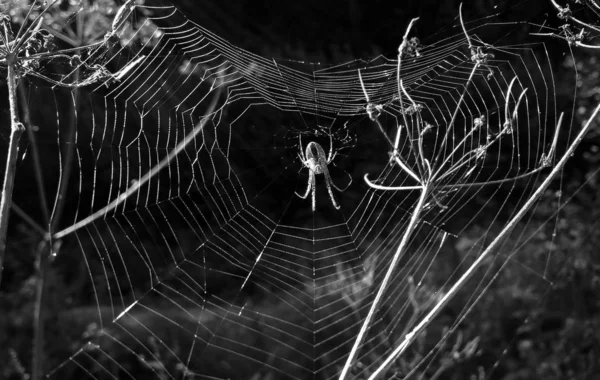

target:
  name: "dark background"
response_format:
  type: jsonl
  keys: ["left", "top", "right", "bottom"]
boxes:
{"left": 1, "top": 0, "right": 599, "bottom": 379}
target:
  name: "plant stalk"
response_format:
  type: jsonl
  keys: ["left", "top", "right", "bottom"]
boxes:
{"left": 339, "top": 184, "right": 429, "bottom": 380}
{"left": 367, "top": 105, "right": 600, "bottom": 379}
{"left": 0, "top": 54, "right": 25, "bottom": 286}
{"left": 32, "top": 241, "right": 49, "bottom": 380}
{"left": 17, "top": 83, "right": 54, "bottom": 380}
{"left": 18, "top": 85, "right": 51, "bottom": 228}
{"left": 50, "top": 68, "right": 80, "bottom": 234}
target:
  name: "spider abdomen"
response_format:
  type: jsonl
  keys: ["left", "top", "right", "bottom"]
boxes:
{"left": 296, "top": 137, "right": 351, "bottom": 211}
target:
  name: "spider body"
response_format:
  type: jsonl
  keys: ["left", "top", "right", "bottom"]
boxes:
{"left": 295, "top": 135, "right": 351, "bottom": 211}
{"left": 304, "top": 142, "right": 327, "bottom": 174}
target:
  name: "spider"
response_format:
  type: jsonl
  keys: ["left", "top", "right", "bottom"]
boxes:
{"left": 295, "top": 133, "right": 351, "bottom": 211}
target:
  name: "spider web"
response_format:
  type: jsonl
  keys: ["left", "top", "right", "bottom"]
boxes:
{"left": 15, "top": 1, "right": 577, "bottom": 379}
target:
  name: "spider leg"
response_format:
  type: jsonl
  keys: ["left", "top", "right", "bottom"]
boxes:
{"left": 295, "top": 170, "right": 314, "bottom": 200}
{"left": 322, "top": 166, "right": 341, "bottom": 210}
{"left": 311, "top": 171, "right": 317, "bottom": 212}
{"left": 298, "top": 134, "right": 307, "bottom": 163}
{"left": 298, "top": 153, "right": 307, "bottom": 167}
{"left": 327, "top": 132, "right": 335, "bottom": 162}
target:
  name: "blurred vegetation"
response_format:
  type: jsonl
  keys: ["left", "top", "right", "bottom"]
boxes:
{"left": 1, "top": 0, "right": 599, "bottom": 379}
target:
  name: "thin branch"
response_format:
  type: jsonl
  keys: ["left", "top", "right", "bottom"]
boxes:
{"left": 53, "top": 86, "right": 223, "bottom": 240}
{"left": 358, "top": 69, "right": 395, "bottom": 149}
{"left": 399, "top": 78, "right": 428, "bottom": 175}
{"left": 459, "top": 3, "right": 473, "bottom": 51}
{"left": 17, "top": 84, "right": 52, "bottom": 380}
{"left": 32, "top": 240, "right": 50, "bottom": 380}
{"left": 364, "top": 174, "right": 424, "bottom": 191}
{"left": 586, "top": 0, "right": 600, "bottom": 16}
{"left": 11, "top": 203, "right": 46, "bottom": 237}
{"left": 431, "top": 108, "right": 488, "bottom": 182}
{"left": 0, "top": 27, "right": 26, "bottom": 285}
{"left": 431, "top": 63, "right": 479, "bottom": 171}
{"left": 358, "top": 69, "right": 422, "bottom": 185}
{"left": 396, "top": 17, "right": 420, "bottom": 97}
{"left": 573, "top": 41, "right": 600, "bottom": 49}
{"left": 18, "top": 84, "right": 50, "bottom": 229}
{"left": 540, "top": 112, "right": 564, "bottom": 167}
{"left": 503, "top": 77, "right": 518, "bottom": 127}
{"left": 549, "top": 0, "right": 600, "bottom": 34}
{"left": 339, "top": 185, "right": 429, "bottom": 380}
{"left": 396, "top": 19, "right": 423, "bottom": 176}
{"left": 367, "top": 105, "right": 600, "bottom": 379}
{"left": 364, "top": 150, "right": 423, "bottom": 188}
{"left": 529, "top": 31, "right": 600, "bottom": 50}
{"left": 372, "top": 113, "right": 396, "bottom": 150}
{"left": 436, "top": 114, "right": 564, "bottom": 186}
{"left": 50, "top": 69, "right": 80, "bottom": 234}
{"left": 358, "top": 69, "right": 370, "bottom": 103}
{"left": 12, "top": 0, "right": 61, "bottom": 54}
{"left": 438, "top": 160, "right": 554, "bottom": 189}
{"left": 20, "top": 40, "right": 104, "bottom": 61}
{"left": 540, "top": 0, "right": 600, "bottom": 48}
{"left": 37, "top": 24, "right": 81, "bottom": 47}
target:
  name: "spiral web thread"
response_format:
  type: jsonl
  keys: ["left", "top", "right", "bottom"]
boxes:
{"left": 12, "top": 1, "right": 576, "bottom": 379}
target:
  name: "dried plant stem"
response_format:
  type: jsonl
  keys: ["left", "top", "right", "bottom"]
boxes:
{"left": 32, "top": 241, "right": 50, "bottom": 380}
{"left": 11, "top": 203, "right": 46, "bottom": 237}
{"left": 0, "top": 54, "right": 25, "bottom": 286}
{"left": 17, "top": 82, "right": 55, "bottom": 380}
{"left": 50, "top": 69, "right": 80, "bottom": 233}
{"left": 367, "top": 105, "right": 600, "bottom": 379}
{"left": 339, "top": 184, "right": 429, "bottom": 380}
{"left": 549, "top": 0, "right": 600, "bottom": 33}
{"left": 18, "top": 85, "right": 51, "bottom": 228}
{"left": 14, "top": 74, "right": 61, "bottom": 380}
